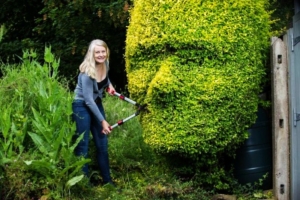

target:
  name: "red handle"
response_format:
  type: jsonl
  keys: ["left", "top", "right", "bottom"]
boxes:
{"left": 106, "top": 87, "right": 115, "bottom": 95}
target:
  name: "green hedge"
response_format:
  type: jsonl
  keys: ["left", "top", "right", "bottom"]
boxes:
{"left": 125, "top": 0, "right": 270, "bottom": 187}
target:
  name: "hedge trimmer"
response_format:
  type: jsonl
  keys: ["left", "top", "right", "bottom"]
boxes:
{"left": 106, "top": 88, "right": 147, "bottom": 131}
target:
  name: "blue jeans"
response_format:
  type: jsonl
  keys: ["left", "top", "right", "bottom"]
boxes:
{"left": 72, "top": 100, "right": 112, "bottom": 184}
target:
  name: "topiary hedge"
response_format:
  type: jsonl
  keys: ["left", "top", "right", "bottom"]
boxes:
{"left": 125, "top": 0, "right": 270, "bottom": 188}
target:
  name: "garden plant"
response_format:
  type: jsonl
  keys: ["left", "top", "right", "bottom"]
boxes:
{"left": 125, "top": 0, "right": 271, "bottom": 189}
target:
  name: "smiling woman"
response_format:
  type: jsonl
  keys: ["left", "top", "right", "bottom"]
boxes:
{"left": 72, "top": 39, "right": 117, "bottom": 187}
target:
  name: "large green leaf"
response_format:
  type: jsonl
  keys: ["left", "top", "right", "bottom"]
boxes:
{"left": 28, "top": 132, "right": 48, "bottom": 155}
{"left": 65, "top": 175, "right": 84, "bottom": 188}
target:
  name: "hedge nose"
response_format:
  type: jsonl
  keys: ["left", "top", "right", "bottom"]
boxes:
{"left": 125, "top": 0, "right": 270, "bottom": 160}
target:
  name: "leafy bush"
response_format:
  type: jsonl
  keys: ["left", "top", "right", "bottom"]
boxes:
{"left": 0, "top": 48, "right": 89, "bottom": 199}
{"left": 125, "top": 0, "right": 271, "bottom": 188}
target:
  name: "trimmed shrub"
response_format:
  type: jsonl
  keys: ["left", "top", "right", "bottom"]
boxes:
{"left": 125, "top": 0, "right": 270, "bottom": 188}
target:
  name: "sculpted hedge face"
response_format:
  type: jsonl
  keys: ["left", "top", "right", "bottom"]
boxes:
{"left": 94, "top": 45, "right": 107, "bottom": 64}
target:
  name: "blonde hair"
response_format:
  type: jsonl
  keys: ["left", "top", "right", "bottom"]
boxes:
{"left": 79, "top": 39, "right": 110, "bottom": 79}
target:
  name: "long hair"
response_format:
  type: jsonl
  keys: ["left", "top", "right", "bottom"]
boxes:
{"left": 79, "top": 39, "right": 110, "bottom": 79}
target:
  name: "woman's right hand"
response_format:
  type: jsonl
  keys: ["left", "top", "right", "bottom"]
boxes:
{"left": 102, "top": 120, "right": 111, "bottom": 135}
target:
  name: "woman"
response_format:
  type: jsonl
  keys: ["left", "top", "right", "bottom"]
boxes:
{"left": 72, "top": 39, "right": 116, "bottom": 186}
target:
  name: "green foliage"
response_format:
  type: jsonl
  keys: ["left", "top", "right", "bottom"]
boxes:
{"left": 0, "top": 48, "right": 216, "bottom": 199}
{"left": 0, "top": 0, "right": 293, "bottom": 92}
{"left": 0, "top": 0, "right": 43, "bottom": 64}
{"left": 2, "top": 153, "right": 48, "bottom": 199}
{"left": 0, "top": 0, "right": 133, "bottom": 90}
{"left": 0, "top": 24, "right": 5, "bottom": 42}
{"left": 105, "top": 96, "right": 157, "bottom": 169}
{"left": 231, "top": 173, "right": 274, "bottom": 200}
{"left": 0, "top": 47, "right": 89, "bottom": 199}
{"left": 268, "top": 0, "right": 294, "bottom": 36}
{"left": 125, "top": 0, "right": 271, "bottom": 189}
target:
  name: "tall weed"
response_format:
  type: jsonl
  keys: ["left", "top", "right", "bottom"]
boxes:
{"left": 0, "top": 48, "right": 88, "bottom": 199}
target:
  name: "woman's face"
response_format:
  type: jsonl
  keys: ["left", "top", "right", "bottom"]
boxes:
{"left": 94, "top": 45, "right": 107, "bottom": 64}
